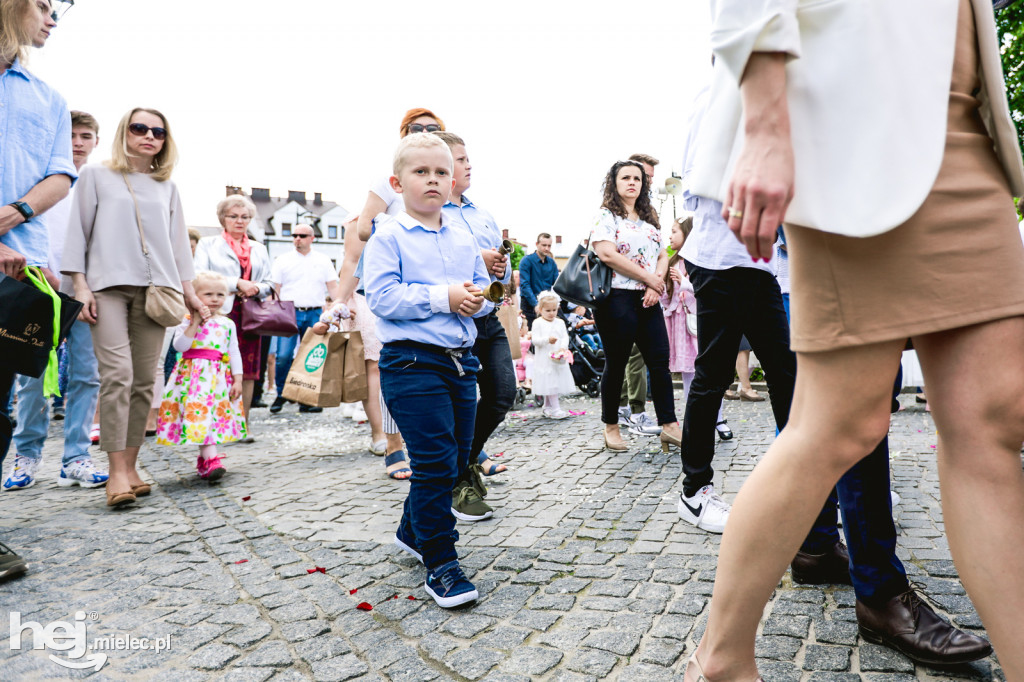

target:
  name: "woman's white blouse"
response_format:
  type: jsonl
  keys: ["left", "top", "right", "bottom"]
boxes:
{"left": 590, "top": 208, "right": 661, "bottom": 290}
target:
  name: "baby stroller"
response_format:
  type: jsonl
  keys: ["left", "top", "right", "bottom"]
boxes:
{"left": 564, "top": 312, "right": 603, "bottom": 398}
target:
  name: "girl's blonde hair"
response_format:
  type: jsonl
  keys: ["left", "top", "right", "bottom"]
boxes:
{"left": 0, "top": 0, "right": 32, "bottom": 67}
{"left": 105, "top": 107, "right": 179, "bottom": 182}
{"left": 535, "top": 290, "right": 561, "bottom": 313}
{"left": 192, "top": 270, "right": 229, "bottom": 296}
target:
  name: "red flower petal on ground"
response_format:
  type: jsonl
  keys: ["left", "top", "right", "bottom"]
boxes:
{"left": 407, "top": 596, "right": 416, "bottom": 600}
{"left": 349, "top": 589, "right": 357, "bottom": 594}
{"left": 242, "top": 496, "right": 251, "bottom": 501}
{"left": 307, "top": 569, "right": 316, "bottom": 574}
{"left": 356, "top": 602, "right": 373, "bottom": 611}
{"left": 316, "top": 567, "right": 326, "bottom": 574}
{"left": 234, "top": 559, "right": 248, "bottom": 564}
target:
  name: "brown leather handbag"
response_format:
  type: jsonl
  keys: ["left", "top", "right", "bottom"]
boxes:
{"left": 240, "top": 289, "right": 299, "bottom": 337}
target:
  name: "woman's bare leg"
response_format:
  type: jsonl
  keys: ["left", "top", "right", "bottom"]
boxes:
{"left": 690, "top": 339, "right": 904, "bottom": 681}
{"left": 914, "top": 318, "right": 1024, "bottom": 679}
{"left": 364, "top": 360, "right": 386, "bottom": 444}
{"left": 736, "top": 350, "right": 752, "bottom": 392}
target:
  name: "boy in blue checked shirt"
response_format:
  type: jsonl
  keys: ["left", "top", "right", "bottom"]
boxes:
{"left": 363, "top": 133, "right": 491, "bottom": 608}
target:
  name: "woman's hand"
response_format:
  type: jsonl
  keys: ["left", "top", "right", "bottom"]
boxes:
{"left": 186, "top": 293, "right": 211, "bottom": 321}
{"left": 236, "top": 279, "right": 260, "bottom": 298}
{"left": 74, "top": 286, "right": 98, "bottom": 324}
{"left": 724, "top": 52, "right": 794, "bottom": 261}
{"left": 643, "top": 287, "right": 660, "bottom": 308}
{"left": 644, "top": 272, "right": 666, "bottom": 295}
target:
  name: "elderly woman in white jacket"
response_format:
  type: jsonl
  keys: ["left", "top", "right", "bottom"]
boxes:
{"left": 193, "top": 195, "right": 273, "bottom": 421}
{"left": 686, "top": 1, "right": 1024, "bottom": 680}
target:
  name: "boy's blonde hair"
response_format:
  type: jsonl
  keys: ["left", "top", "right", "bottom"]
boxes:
{"left": 393, "top": 132, "right": 452, "bottom": 177}
{"left": 192, "top": 270, "right": 229, "bottom": 295}
{"left": 432, "top": 131, "right": 465, "bottom": 149}
{"left": 535, "top": 290, "right": 561, "bottom": 313}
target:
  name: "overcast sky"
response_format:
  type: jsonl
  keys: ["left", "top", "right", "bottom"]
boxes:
{"left": 30, "top": 1, "right": 712, "bottom": 248}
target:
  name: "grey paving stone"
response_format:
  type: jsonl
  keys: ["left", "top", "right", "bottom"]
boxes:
{"left": 384, "top": 656, "right": 442, "bottom": 682}
{"left": 442, "top": 614, "right": 497, "bottom": 638}
{"left": 501, "top": 646, "right": 564, "bottom": 675}
{"left": 209, "top": 603, "right": 263, "bottom": 625}
{"left": 217, "top": 668, "right": 275, "bottom": 682}
{"left": 310, "top": 654, "right": 370, "bottom": 682}
{"left": 618, "top": 662, "right": 684, "bottom": 682}
{"left": 545, "top": 578, "right": 590, "bottom": 594}
{"left": 640, "top": 638, "right": 686, "bottom": 667}
{"left": 509, "top": 610, "right": 561, "bottom": 631}
{"left": 802, "top": 644, "right": 851, "bottom": 671}
{"left": 419, "top": 633, "right": 461, "bottom": 662}
{"left": 755, "top": 660, "right": 802, "bottom": 682}
{"left": 476, "top": 627, "right": 531, "bottom": 650}
{"left": 224, "top": 622, "right": 275, "bottom": 648}
{"left": 444, "top": 647, "right": 506, "bottom": 681}
{"left": 762, "top": 614, "right": 811, "bottom": 638}
{"left": 472, "top": 585, "right": 536, "bottom": 618}
{"left": 582, "top": 630, "right": 641, "bottom": 656}
{"left": 238, "top": 641, "right": 293, "bottom": 667}
{"left": 280, "top": 619, "right": 331, "bottom": 643}
{"left": 189, "top": 643, "right": 242, "bottom": 670}
{"left": 754, "top": 636, "right": 803, "bottom": 661}
{"left": 399, "top": 608, "right": 450, "bottom": 638}
{"left": 566, "top": 649, "right": 619, "bottom": 677}
{"left": 858, "top": 643, "right": 916, "bottom": 673}
{"left": 814, "top": 619, "right": 859, "bottom": 646}
{"left": 295, "top": 636, "right": 353, "bottom": 664}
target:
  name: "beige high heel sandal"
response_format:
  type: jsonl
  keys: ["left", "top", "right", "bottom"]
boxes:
{"left": 604, "top": 427, "right": 627, "bottom": 451}
{"left": 660, "top": 427, "right": 681, "bottom": 453}
{"left": 686, "top": 653, "right": 763, "bottom": 682}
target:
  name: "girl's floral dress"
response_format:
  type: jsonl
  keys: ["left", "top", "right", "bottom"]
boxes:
{"left": 590, "top": 208, "right": 662, "bottom": 290}
{"left": 157, "top": 316, "right": 247, "bottom": 445}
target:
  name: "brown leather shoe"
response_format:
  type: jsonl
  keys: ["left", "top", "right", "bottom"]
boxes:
{"left": 791, "top": 541, "right": 852, "bottom": 585}
{"left": 856, "top": 589, "right": 993, "bottom": 665}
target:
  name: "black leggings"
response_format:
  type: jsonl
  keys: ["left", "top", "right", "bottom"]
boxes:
{"left": 593, "top": 289, "right": 676, "bottom": 425}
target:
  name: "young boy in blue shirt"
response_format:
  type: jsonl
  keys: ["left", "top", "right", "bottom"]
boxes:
{"left": 363, "top": 133, "right": 491, "bottom": 608}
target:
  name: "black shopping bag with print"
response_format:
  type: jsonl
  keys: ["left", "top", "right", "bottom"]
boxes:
{"left": 0, "top": 269, "right": 82, "bottom": 379}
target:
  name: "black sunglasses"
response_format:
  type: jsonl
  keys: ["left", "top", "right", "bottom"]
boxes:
{"left": 408, "top": 123, "right": 441, "bottom": 133}
{"left": 128, "top": 122, "right": 167, "bottom": 140}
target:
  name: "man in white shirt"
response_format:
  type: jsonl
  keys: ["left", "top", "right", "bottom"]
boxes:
{"left": 269, "top": 223, "right": 340, "bottom": 413}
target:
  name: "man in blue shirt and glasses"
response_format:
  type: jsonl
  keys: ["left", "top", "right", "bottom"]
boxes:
{"left": 0, "top": 0, "right": 77, "bottom": 582}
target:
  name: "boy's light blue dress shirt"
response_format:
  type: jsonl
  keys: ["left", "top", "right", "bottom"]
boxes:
{"left": 364, "top": 211, "right": 491, "bottom": 349}
{"left": 0, "top": 58, "right": 77, "bottom": 267}
{"left": 443, "top": 195, "right": 511, "bottom": 317}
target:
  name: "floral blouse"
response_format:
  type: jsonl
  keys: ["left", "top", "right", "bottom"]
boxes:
{"left": 590, "top": 208, "right": 662, "bottom": 290}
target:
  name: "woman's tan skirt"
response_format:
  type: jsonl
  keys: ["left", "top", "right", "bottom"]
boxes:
{"left": 786, "top": 0, "right": 1024, "bottom": 353}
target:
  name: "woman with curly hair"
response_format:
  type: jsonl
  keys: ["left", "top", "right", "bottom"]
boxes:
{"left": 592, "top": 159, "right": 680, "bottom": 451}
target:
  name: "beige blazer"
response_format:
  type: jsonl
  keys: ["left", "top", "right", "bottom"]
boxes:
{"left": 690, "top": 0, "right": 1024, "bottom": 238}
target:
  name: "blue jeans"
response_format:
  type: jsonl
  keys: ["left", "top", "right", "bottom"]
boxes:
{"left": 12, "top": 319, "right": 100, "bottom": 466}
{"left": 274, "top": 307, "right": 322, "bottom": 397}
{"left": 580, "top": 332, "right": 602, "bottom": 351}
{"left": 53, "top": 340, "right": 69, "bottom": 409}
{"left": 379, "top": 343, "right": 479, "bottom": 570}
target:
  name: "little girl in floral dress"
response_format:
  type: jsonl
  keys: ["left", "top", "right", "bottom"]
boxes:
{"left": 157, "top": 271, "right": 246, "bottom": 481}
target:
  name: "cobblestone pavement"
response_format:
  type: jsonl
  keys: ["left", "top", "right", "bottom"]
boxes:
{"left": 0, "top": 389, "right": 1005, "bottom": 681}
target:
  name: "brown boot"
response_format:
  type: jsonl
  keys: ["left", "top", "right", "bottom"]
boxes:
{"left": 856, "top": 588, "right": 992, "bottom": 665}
{"left": 791, "top": 541, "right": 852, "bottom": 585}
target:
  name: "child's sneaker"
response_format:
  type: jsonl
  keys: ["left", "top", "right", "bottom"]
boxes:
{"left": 197, "top": 454, "right": 227, "bottom": 481}
{"left": 424, "top": 560, "right": 478, "bottom": 608}
{"left": 57, "top": 459, "right": 109, "bottom": 488}
{"left": 2, "top": 456, "right": 40, "bottom": 491}
{"left": 393, "top": 526, "right": 423, "bottom": 564}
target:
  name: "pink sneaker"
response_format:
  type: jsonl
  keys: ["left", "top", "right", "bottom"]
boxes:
{"left": 198, "top": 454, "right": 226, "bottom": 482}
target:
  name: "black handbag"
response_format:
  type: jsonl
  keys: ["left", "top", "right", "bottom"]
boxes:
{"left": 553, "top": 238, "right": 612, "bottom": 309}
{"left": 0, "top": 268, "right": 83, "bottom": 380}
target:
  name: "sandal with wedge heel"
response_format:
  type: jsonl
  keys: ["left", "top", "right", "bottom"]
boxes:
{"left": 686, "top": 653, "right": 763, "bottom": 682}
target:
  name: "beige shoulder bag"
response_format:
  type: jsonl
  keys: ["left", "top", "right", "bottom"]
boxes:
{"left": 123, "top": 173, "right": 188, "bottom": 327}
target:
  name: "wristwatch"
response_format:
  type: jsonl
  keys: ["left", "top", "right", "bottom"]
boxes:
{"left": 8, "top": 201, "right": 34, "bottom": 221}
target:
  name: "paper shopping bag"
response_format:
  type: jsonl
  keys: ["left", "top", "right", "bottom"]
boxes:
{"left": 340, "top": 331, "right": 368, "bottom": 403}
{"left": 496, "top": 301, "right": 521, "bottom": 360}
{"left": 282, "top": 329, "right": 346, "bottom": 408}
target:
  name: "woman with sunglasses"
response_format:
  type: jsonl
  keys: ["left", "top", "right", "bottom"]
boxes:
{"left": 63, "top": 107, "right": 204, "bottom": 508}
{"left": 332, "top": 108, "right": 446, "bottom": 480}
{"left": 591, "top": 159, "right": 681, "bottom": 452}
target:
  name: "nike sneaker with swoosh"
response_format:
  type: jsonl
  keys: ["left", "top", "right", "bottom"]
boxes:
{"left": 678, "top": 485, "right": 731, "bottom": 533}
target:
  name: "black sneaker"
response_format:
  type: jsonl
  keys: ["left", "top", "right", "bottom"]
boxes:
{"left": 250, "top": 398, "right": 268, "bottom": 409}
{"left": 270, "top": 396, "right": 287, "bottom": 414}
{"left": 298, "top": 405, "right": 323, "bottom": 414}
{"left": 52, "top": 406, "right": 65, "bottom": 420}
{"left": 0, "top": 541, "right": 27, "bottom": 582}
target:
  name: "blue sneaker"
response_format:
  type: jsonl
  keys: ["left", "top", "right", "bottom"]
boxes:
{"left": 2, "top": 456, "right": 40, "bottom": 491}
{"left": 394, "top": 527, "right": 423, "bottom": 564}
{"left": 58, "top": 459, "right": 109, "bottom": 488}
{"left": 424, "top": 560, "right": 478, "bottom": 608}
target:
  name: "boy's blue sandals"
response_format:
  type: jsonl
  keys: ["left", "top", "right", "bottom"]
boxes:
{"left": 425, "top": 560, "right": 478, "bottom": 608}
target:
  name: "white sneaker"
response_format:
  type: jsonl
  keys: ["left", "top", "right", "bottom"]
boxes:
{"left": 542, "top": 408, "right": 570, "bottom": 420}
{"left": 678, "top": 485, "right": 731, "bottom": 533}
{"left": 58, "top": 459, "right": 109, "bottom": 488}
{"left": 617, "top": 406, "right": 632, "bottom": 426}
{"left": 351, "top": 405, "right": 368, "bottom": 423}
{"left": 339, "top": 403, "right": 355, "bottom": 418}
{"left": 890, "top": 490, "right": 901, "bottom": 507}
{"left": 628, "top": 412, "right": 662, "bottom": 436}
{"left": 2, "top": 456, "right": 40, "bottom": 491}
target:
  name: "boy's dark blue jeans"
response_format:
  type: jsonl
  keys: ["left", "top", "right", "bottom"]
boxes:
{"left": 380, "top": 342, "right": 480, "bottom": 571}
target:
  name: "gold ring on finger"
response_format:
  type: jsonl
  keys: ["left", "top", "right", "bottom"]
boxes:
{"left": 729, "top": 208, "right": 743, "bottom": 219}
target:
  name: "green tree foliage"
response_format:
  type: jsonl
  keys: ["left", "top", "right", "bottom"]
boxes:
{"left": 509, "top": 242, "right": 526, "bottom": 272}
{"left": 996, "top": 1, "right": 1024, "bottom": 155}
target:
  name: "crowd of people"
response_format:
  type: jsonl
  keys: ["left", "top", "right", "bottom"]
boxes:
{"left": 2, "top": 0, "right": 1023, "bottom": 679}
